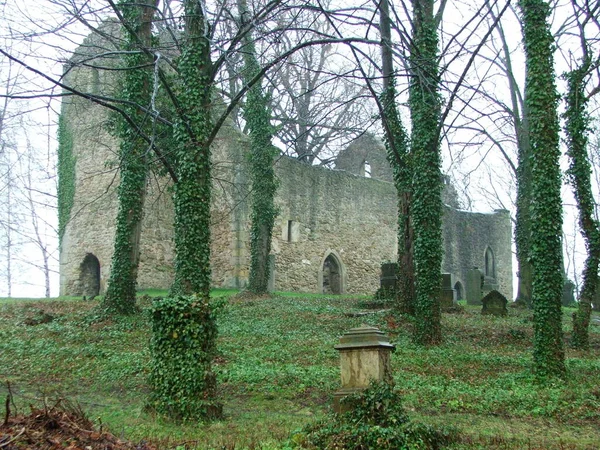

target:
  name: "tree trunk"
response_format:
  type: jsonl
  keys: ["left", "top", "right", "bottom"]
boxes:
{"left": 378, "top": 0, "right": 414, "bottom": 315}
{"left": 102, "top": 0, "right": 157, "bottom": 314}
{"left": 238, "top": 0, "right": 278, "bottom": 295}
{"left": 170, "top": 0, "right": 213, "bottom": 298}
{"left": 409, "top": 0, "right": 443, "bottom": 345}
{"left": 564, "top": 60, "right": 599, "bottom": 350}
{"left": 519, "top": 0, "right": 565, "bottom": 377}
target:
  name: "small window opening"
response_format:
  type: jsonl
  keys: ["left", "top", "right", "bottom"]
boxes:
{"left": 360, "top": 160, "right": 372, "bottom": 178}
{"left": 287, "top": 220, "right": 293, "bottom": 242}
{"left": 485, "top": 247, "right": 495, "bottom": 278}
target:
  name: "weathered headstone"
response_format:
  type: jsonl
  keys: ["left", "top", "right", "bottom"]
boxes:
{"left": 561, "top": 280, "right": 575, "bottom": 306}
{"left": 380, "top": 262, "right": 397, "bottom": 290}
{"left": 440, "top": 273, "right": 454, "bottom": 310}
{"left": 466, "top": 268, "right": 484, "bottom": 305}
{"left": 333, "top": 325, "right": 394, "bottom": 413}
{"left": 481, "top": 290, "right": 508, "bottom": 316}
{"left": 482, "top": 276, "right": 499, "bottom": 298}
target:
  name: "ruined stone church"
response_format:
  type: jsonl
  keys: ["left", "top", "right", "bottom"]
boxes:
{"left": 58, "top": 31, "right": 513, "bottom": 300}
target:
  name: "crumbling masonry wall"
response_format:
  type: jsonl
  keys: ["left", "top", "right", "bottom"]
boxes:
{"left": 59, "top": 30, "right": 513, "bottom": 299}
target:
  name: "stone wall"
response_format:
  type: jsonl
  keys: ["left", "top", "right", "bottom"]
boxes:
{"left": 441, "top": 208, "right": 513, "bottom": 300}
{"left": 270, "top": 158, "right": 397, "bottom": 294}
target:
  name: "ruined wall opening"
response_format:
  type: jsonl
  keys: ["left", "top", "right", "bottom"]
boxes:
{"left": 322, "top": 252, "right": 343, "bottom": 294}
{"left": 484, "top": 247, "right": 495, "bottom": 279}
{"left": 79, "top": 253, "right": 100, "bottom": 297}
{"left": 454, "top": 281, "right": 464, "bottom": 301}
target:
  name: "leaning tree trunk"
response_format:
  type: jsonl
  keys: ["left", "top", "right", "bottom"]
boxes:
{"left": 564, "top": 60, "right": 600, "bottom": 350}
{"left": 379, "top": 0, "right": 414, "bottom": 315}
{"left": 519, "top": 0, "right": 565, "bottom": 377}
{"left": 102, "top": 0, "right": 157, "bottom": 314}
{"left": 409, "top": 0, "right": 443, "bottom": 345}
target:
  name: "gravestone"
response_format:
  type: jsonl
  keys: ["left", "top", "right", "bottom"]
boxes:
{"left": 440, "top": 273, "right": 454, "bottom": 310}
{"left": 466, "top": 268, "right": 484, "bottom": 305}
{"left": 562, "top": 280, "right": 575, "bottom": 306}
{"left": 481, "top": 290, "right": 508, "bottom": 316}
{"left": 376, "top": 262, "right": 398, "bottom": 299}
{"left": 482, "top": 276, "right": 499, "bottom": 298}
{"left": 380, "top": 263, "right": 398, "bottom": 290}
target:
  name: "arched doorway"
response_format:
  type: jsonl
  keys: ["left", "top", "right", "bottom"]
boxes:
{"left": 321, "top": 252, "right": 343, "bottom": 294}
{"left": 80, "top": 253, "right": 101, "bottom": 297}
{"left": 454, "top": 281, "right": 464, "bottom": 302}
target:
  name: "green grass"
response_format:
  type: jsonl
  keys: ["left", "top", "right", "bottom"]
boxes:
{"left": 0, "top": 293, "right": 599, "bottom": 449}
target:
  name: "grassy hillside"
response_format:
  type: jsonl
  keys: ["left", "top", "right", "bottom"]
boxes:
{"left": 1, "top": 291, "right": 599, "bottom": 449}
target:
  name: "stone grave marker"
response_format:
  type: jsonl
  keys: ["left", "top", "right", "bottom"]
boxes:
{"left": 379, "top": 262, "right": 398, "bottom": 294}
{"left": 482, "top": 276, "right": 499, "bottom": 298}
{"left": 466, "top": 268, "right": 484, "bottom": 305}
{"left": 481, "top": 290, "right": 508, "bottom": 316}
{"left": 440, "top": 273, "right": 454, "bottom": 310}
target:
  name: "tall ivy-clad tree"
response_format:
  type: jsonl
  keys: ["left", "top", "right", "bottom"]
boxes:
{"left": 102, "top": 0, "right": 157, "bottom": 314}
{"left": 238, "top": 0, "right": 279, "bottom": 295}
{"left": 409, "top": 0, "right": 443, "bottom": 345}
{"left": 378, "top": 0, "right": 414, "bottom": 315}
{"left": 564, "top": 55, "right": 600, "bottom": 350}
{"left": 519, "top": 0, "right": 565, "bottom": 376}
{"left": 170, "top": 0, "right": 214, "bottom": 297}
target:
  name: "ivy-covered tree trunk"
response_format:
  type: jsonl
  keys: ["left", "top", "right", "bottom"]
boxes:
{"left": 102, "top": 0, "right": 157, "bottom": 314}
{"left": 152, "top": 0, "right": 221, "bottom": 421}
{"left": 379, "top": 0, "right": 414, "bottom": 315}
{"left": 564, "top": 60, "right": 599, "bottom": 350}
{"left": 170, "top": 0, "right": 213, "bottom": 298}
{"left": 519, "top": 0, "right": 565, "bottom": 377}
{"left": 238, "top": 0, "right": 278, "bottom": 295}
{"left": 409, "top": 0, "right": 442, "bottom": 345}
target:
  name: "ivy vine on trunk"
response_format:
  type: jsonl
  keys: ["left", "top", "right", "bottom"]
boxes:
{"left": 564, "top": 58, "right": 599, "bottom": 350}
{"left": 378, "top": 0, "right": 414, "bottom": 315}
{"left": 170, "top": 0, "right": 213, "bottom": 298}
{"left": 409, "top": 0, "right": 443, "bottom": 345}
{"left": 238, "top": 0, "right": 278, "bottom": 295}
{"left": 519, "top": 0, "right": 565, "bottom": 377}
{"left": 102, "top": 0, "right": 157, "bottom": 315}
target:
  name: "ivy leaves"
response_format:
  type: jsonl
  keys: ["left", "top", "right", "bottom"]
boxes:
{"left": 519, "top": 0, "right": 566, "bottom": 377}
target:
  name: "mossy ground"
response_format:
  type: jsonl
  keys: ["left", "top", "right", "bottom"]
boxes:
{"left": 0, "top": 291, "right": 599, "bottom": 449}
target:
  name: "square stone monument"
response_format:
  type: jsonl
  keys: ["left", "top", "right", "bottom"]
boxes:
{"left": 333, "top": 326, "right": 395, "bottom": 412}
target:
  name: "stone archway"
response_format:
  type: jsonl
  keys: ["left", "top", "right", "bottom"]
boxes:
{"left": 454, "top": 281, "right": 464, "bottom": 302}
{"left": 320, "top": 251, "right": 344, "bottom": 295}
{"left": 79, "top": 253, "right": 101, "bottom": 297}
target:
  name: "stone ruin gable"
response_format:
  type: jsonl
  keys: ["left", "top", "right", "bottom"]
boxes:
{"left": 58, "top": 81, "right": 244, "bottom": 295}
{"left": 441, "top": 208, "right": 513, "bottom": 300}
{"left": 58, "top": 24, "right": 247, "bottom": 295}
{"left": 270, "top": 157, "right": 398, "bottom": 294}
{"left": 58, "top": 25, "right": 121, "bottom": 295}
{"left": 334, "top": 134, "right": 394, "bottom": 182}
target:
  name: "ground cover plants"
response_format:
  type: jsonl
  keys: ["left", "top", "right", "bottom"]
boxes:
{"left": 1, "top": 291, "right": 599, "bottom": 448}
